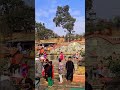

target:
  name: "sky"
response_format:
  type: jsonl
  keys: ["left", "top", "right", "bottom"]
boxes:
{"left": 35, "top": 0, "right": 85, "bottom": 36}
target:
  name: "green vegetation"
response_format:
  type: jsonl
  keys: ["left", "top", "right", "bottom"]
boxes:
{"left": 86, "top": 0, "right": 120, "bottom": 33}
{"left": 53, "top": 5, "right": 76, "bottom": 41}
{"left": 35, "top": 22, "right": 59, "bottom": 40}
{"left": 0, "top": 0, "right": 34, "bottom": 41}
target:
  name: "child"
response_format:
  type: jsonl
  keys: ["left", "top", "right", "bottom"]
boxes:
{"left": 58, "top": 60, "right": 64, "bottom": 84}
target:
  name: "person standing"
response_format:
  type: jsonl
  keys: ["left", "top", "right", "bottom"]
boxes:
{"left": 47, "top": 61, "right": 53, "bottom": 79}
{"left": 47, "top": 61, "right": 53, "bottom": 86}
{"left": 65, "top": 56, "right": 75, "bottom": 82}
{"left": 39, "top": 47, "right": 44, "bottom": 57}
{"left": 35, "top": 58, "right": 42, "bottom": 90}
{"left": 59, "top": 52, "right": 64, "bottom": 61}
{"left": 58, "top": 60, "right": 64, "bottom": 84}
{"left": 17, "top": 42, "right": 22, "bottom": 53}
{"left": 44, "top": 59, "right": 49, "bottom": 81}
{"left": 75, "top": 52, "right": 79, "bottom": 60}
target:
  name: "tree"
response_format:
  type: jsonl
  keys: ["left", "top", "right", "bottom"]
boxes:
{"left": 0, "top": 0, "right": 34, "bottom": 35}
{"left": 35, "top": 22, "right": 59, "bottom": 40}
{"left": 53, "top": 5, "right": 76, "bottom": 41}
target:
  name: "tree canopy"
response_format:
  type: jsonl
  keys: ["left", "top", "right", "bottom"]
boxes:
{"left": 35, "top": 22, "right": 59, "bottom": 40}
{"left": 53, "top": 5, "right": 76, "bottom": 35}
{"left": 0, "top": 0, "right": 34, "bottom": 36}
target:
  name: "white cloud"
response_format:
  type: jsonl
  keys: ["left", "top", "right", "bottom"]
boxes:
{"left": 47, "top": 16, "right": 85, "bottom": 36}
{"left": 36, "top": 9, "right": 50, "bottom": 18}
{"left": 35, "top": 6, "right": 56, "bottom": 18}
{"left": 35, "top": 1, "right": 85, "bottom": 36}
{"left": 53, "top": 26, "right": 66, "bottom": 36}
{"left": 49, "top": 9, "right": 56, "bottom": 14}
{"left": 70, "top": 9, "right": 81, "bottom": 17}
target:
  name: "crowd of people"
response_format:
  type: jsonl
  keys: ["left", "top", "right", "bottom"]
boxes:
{"left": 0, "top": 42, "right": 35, "bottom": 90}
{"left": 35, "top": 44, "right": 85, "bottom": 90}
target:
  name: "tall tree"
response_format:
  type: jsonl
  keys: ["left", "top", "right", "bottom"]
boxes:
{"left": 53, "top": 5, "right": 76, "bottom": 41}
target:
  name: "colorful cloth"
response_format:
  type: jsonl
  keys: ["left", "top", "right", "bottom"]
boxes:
{"left": 59, "top": 53, "right": 64, "bottom": 60}
{"left": 52, "top": 65, "right": 54, "bottom": 79}
{"left": 21, "top": 64, "right": 28, "bottom": 78}
{"left": 48, "top": 77, "right": 53, "bottom": 86}
{"left": 42, "top": 66, "right": 45, "bottom": 76}
{"left": 44, "top": 52, "right": 47, "bottom": 59}
{"left": 58, "top": 62, "right": 64, "bottom": 74}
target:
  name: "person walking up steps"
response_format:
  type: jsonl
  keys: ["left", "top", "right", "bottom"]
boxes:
{"left": 39, "top": 47, "right": 44, "bottom": 57}
{"left": 47, "top": 61, "right": 53, "bottom": 86}
{"left": 59, "top": 52, "right": 64, "bottom": 61}
{"left": 58, "top": 60, "right": 64, "bottom": 84}
{"left": 35, "top": 58, "right": 42, "bottom": 90}
{"left": 65, "top": 56, "right": 75, "bottom": 82}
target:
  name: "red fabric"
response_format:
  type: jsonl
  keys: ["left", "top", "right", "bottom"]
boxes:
{"left": 44, "top": 52, "right": 47, "bottom": 59}
{"left": 39, "top": 48, "right": 44, "bottom": 54}
{"left": 42, "top": 67, "right": 45, "bottom": 76}
{"left": 21, "top": 64, "right": 28, "bottom": 78}
{"left": 60, "top": 53, "right": 64, "bottom": 60}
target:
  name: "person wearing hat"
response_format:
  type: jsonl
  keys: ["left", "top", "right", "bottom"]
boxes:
{"left": 65, "top": 56, "right": 75, "bottom": 82}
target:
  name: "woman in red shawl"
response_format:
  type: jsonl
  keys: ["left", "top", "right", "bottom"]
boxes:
{"left": 52, "top": 64, "right": 54, "bottom": 79}
{"left": 59, "top": 52, "right": 64, "bottom": 61}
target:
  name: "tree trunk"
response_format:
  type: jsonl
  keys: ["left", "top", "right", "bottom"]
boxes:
{"left": 68, "top": 30, "right": 72, "bottom": 42}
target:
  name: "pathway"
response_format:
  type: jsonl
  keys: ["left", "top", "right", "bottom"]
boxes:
{"left": 39, "top": 59, "right": 85, "bottom": 90}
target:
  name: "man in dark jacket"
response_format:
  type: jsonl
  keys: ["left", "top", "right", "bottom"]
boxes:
{"left": 65, "top": 56, "right": 75, "bottom": 82}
